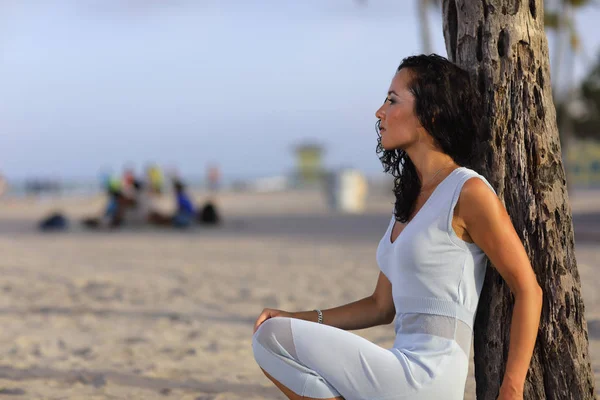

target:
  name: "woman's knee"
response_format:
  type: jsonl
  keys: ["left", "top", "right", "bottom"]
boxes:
{"left": 252, "top": 317, "right": 297, "bottom": 363}
{"left": 253, "top": 317, "right": 290, "bottom": 346}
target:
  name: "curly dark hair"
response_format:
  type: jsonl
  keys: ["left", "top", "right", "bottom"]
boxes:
{"left": 376, "top": 54, "right": 486, "bottom": 223}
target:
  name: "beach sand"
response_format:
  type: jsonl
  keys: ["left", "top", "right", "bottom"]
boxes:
{"left": 0, "top": 189, "right": 598, "bottom": 399}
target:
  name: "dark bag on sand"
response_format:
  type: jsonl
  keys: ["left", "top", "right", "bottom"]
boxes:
{"left": 39, "top": 212, "right": 69, "bottom": 231}
{"left": 197, "top": 202, "right": 220, "bottom": 225}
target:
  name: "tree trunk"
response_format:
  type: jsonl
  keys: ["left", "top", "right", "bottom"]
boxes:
{"left": 441, "top": 1, "right": 596, "bottom": 399}
{"left": 417, "top": 0, "right": 433, "bottom": 54}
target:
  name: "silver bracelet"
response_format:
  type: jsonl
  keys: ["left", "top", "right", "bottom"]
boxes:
{"left": 314, "top": 309, "right": 323, "bottom": 324}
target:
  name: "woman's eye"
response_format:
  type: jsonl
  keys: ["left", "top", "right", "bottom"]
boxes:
{"left": 385, "top": 97, "right": 395, "bottom": 104}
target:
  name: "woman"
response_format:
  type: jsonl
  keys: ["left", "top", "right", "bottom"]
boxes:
{"left": 252, "top": 54, "right": 543, "bottom": 400}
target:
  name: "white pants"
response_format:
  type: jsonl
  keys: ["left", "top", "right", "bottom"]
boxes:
{"left": 252, "top": 317, "right": 469, "bottom": 400}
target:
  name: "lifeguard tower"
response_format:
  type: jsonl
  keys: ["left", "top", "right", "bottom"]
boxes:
{"left": 293, "top": 143, "right": 325, "bottom": 188}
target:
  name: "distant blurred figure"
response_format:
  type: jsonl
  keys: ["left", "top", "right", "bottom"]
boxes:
{"left": 140, "top": 178, "right": 196, "bottom": 228}
{"left": 147, "top": 164, "right": 164, "bottom": 194}
{"left": 172, "top": 180, "right": 196, "bottom": 228}
{"left": 207, "top": 164, "right": 221, "bottom": 192}
{"left": 121, "top": 166, "right": 136, "bottom": 198}
{"left": 82, "top": 176, "right": 131, "bottom": 229}
{"left": 123, "top": 179, "right": 153, "bottom": 225}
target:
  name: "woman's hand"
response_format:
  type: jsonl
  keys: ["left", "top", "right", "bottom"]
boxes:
{"left": 253, "top": 308, "right": 294, "bottom": 334}
{"left": 497, "top": 383, "right": 524, "bottom": 400}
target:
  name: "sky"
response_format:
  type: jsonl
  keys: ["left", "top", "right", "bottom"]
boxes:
{"left": 1, "top": 0, "right": 599, "bottom": 182}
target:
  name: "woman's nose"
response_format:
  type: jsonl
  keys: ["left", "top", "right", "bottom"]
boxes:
{"left": 375, "top": 105, "right": 385, "bottom": 120}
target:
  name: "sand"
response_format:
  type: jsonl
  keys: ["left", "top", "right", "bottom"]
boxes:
{"left": 0, "top": 189, "right": 597, "bottom": 399}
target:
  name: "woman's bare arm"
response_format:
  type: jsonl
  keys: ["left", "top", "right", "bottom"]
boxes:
{"left": 458, "top": 178, "right": 543, "bottom": 395}
{"left": 292, "top": 272, "right": 396, "bottom": 331}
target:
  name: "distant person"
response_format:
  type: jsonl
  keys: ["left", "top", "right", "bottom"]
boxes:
{"left": 251, "top": 54, "right": 542, "bottom": 399}
{"left": 134, "top": 178, "right": 173, "bottom": 227}
{"left": 127, "top": 177, "right": 187, "bottom": 227}
{"left": 82, "top": 177, "right": 131, "bottom": 229}
{"left": 172, "top": 180, "right": 195, "bottom": 228}
{"left": 123, "top": 179, "right": 153, "bottom": 225}
{"left": 147, "top": 164, "right": 164, "bottom": 194}
{"left": 207, "top": 164, "right": 221, "bottom": 192}
{"left": 121, "top": 167, "right": 136, "bottom": 198}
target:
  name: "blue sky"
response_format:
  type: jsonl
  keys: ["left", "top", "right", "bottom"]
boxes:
{"left": 1, "top": 0, "right": 599, "bottom": 181}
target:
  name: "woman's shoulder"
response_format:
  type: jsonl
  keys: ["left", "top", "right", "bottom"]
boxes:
{"left": 455, "top": 172, "right": 500, "bottom": 225}
{"left": 456, "top": 167, "right": 496, "bottom": 195}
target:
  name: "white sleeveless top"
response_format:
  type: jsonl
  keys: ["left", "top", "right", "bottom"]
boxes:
{"left": 376, "top": 166, "right": 496, "bottom": 356}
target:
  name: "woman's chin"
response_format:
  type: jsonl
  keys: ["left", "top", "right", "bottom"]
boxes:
{"left": 381, "top": 139, "right": 401, "bottom": 151}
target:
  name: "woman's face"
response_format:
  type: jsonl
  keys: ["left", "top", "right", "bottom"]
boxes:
{"left": 375, "top": 68, "right": 423, "bottom": 151}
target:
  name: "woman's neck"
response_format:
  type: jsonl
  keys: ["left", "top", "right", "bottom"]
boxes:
{"left": 406, "top": 144, "right": 457, "bottom": 186}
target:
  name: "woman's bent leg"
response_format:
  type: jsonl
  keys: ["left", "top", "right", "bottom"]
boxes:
{"left": 253, "top": 317, "right": 342, "bottom": 399}
{"left": 252, "top": 317, "right": 406, "bottom": 400}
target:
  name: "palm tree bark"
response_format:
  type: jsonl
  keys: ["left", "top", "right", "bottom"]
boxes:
{"left": 441, "top": 1, "right": 596, "bottom": 399}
